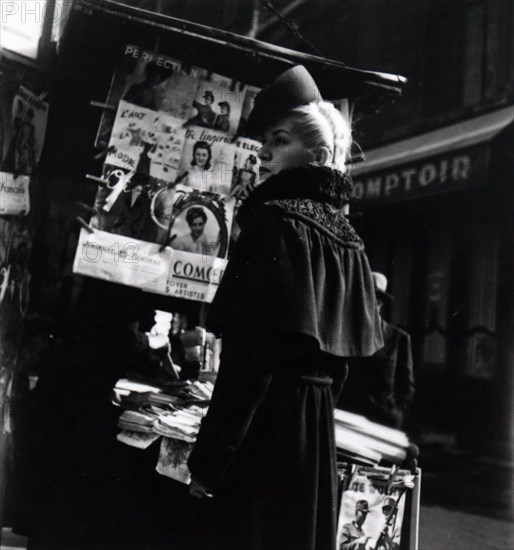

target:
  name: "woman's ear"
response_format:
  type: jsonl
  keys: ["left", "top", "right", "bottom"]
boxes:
{"left": 314, "top": 146, "right": 332, "bottom": 165}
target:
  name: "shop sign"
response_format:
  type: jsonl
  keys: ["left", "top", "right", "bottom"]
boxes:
{"left": 352, "top": 145, "right": 489, "bottom": 202}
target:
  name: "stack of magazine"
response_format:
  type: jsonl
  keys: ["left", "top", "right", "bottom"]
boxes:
{"left": 113, "top": 378, "right": 213, "bottom": 483}
{"left": 334, "top": 409, "right": 410, "bottom": 465}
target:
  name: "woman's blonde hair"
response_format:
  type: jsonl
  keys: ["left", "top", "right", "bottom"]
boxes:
{"left": 289, "top": 101, "right": 352, "bottom": 171}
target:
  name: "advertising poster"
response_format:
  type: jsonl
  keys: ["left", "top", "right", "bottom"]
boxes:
{"left": 0, "top": 172, "right": 30, "bottom": 215}
{"left": 185, "top": 73, "right": 246, "bottom": 135}
{"left": 72, "top": 228, "right": 172, "bottom": 294}
{"left": 231, "top": 137, "right": 261, "bottom": 201}
{"left": 96, "top": 45, "right": 206, "bottom": 148}
{"left": 106, "top": 100, "right": 186, "bottom": 183}
{"left": 1, "top": 85, "right": 49, "bottom": 176}
{"left": 176, "top": 128, "right": 235, "bottom": 195}
{"left": 337, "top": 466, "right": 408, "bottom": 550}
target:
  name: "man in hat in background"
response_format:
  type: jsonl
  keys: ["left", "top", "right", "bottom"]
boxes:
{"left": 338, "top": 272, "right": 415, "bottom": 428}
{"left": 340, "top": 499, "right": 372, "bottom": 550}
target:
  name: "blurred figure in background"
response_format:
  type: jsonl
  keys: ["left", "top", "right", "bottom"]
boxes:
{"left": 339, "top": 272, "right": 415, "bottom": 429}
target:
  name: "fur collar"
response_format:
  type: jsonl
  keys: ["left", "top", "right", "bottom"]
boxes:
{"left": 237, "top": 163, "right": 363, "bottom": 248}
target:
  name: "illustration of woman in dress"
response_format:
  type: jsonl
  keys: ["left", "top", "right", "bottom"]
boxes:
{"left": 2, "top": 99, "right": 24, "bottom": 172}
{"left": 176, "top": 140, "right": 214, "bottom": 192}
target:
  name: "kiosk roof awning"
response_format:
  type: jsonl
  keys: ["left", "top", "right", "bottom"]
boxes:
{"left": 71, "top": 0, "right": 406, "bottom": 112}
{"left": 352, "top": 106, "right": 514, "bottom": 176}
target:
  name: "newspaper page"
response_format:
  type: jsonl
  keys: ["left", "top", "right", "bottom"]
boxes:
{"left": 337, "top": 466, "right": 408, "bottom": 550}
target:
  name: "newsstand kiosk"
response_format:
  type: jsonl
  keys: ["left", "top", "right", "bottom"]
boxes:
{"left": 0, "top": 1, "right": 419, "bottom": 548}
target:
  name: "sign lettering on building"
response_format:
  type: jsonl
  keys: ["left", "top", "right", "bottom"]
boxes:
{"left": 352, "top": 145, "right": 489, "bottom": 202}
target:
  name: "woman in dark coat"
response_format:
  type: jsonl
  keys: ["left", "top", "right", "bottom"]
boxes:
{"left": 187, "top": 66, "right": 383, "bottom": 550}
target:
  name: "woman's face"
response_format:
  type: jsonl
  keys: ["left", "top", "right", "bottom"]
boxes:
{"left": 194, "top": 147, "right": 209, "bottom": 168}
{"left": 257, "top": 117, "right": 314, "bottom": 182}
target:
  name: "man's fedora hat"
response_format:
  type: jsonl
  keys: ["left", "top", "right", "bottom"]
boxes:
{"left": 246, "top": 65, "right": 322, "bottom": 137}
{"left": 372, "top": 272, "right": 393, "bottom": 302}
{"left": 382, "top": 497, "right": 396, "bottom": 510}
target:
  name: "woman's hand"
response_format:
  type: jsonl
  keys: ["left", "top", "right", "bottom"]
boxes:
{"left": 189, "top": 478, "right": 214, "bottom": 499}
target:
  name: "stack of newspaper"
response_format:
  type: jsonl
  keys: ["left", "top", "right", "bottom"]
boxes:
{"left": 334, "top": 409, "right": 410, "bottom": 465}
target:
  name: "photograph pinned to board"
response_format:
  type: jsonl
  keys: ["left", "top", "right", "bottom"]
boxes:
{"left": 231, "top": 137, "right": 261, "bottom": 202}
{"left": 0, "top": 85, "right": 49, "bottom": 177}
{"left": 96, "top": 44, "right": 207, "bottom": 147}
{"left": 176, "top": 127, "right": 236, "bottom": 195}
{"left": 337, "top": 465, "right": 412, "bottom": 550}
{"left": 185, "top": 73, "right": 246, "bottom": 135}
{"left": 106, "top": 100, "right": 186, "bottom": 183}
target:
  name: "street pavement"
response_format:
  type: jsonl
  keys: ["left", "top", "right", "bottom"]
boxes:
{"left": 416, "top": 439, "right": 513, "bottom": 550}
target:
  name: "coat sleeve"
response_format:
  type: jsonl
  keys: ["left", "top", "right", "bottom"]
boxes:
{"left": 187, "top": 332, "right": 272, "bottom": 491}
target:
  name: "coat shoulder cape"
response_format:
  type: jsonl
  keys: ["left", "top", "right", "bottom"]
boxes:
{"left": 207, "top": 165, "right": 383, "bottom": 357}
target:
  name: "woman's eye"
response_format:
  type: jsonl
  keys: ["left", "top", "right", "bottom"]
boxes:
{"left": 275, "top": 136, "right": 288, "bottom": 145}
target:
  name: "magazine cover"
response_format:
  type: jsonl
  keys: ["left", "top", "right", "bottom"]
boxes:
{"left": 96, "top": 44, "right": 206, "bottom": 148}
{"left": 155, "top": 436, "right": 193, "bottom": 484}
{"left": 0, "top": 85, "right": 49, "bottom": 177}
{"left": 106, "top": 100, "right": 186, "bottom": 184}
{"left": 0, "top": 172, "right": 30, "bottom": 215}
{"left": 185, "top": 73, "right": 246, "bottom": 135}
{"left": 337, "top": 466, "right": 408, "bottom": 550}
{"left": 156, "top": 184, "right": 235, "bottom": 302}
{"left": 231, "top": 137, "right": 261, "bottom": 201}
{"left": 176, "top": 128, "right": 236, "bottom": 195}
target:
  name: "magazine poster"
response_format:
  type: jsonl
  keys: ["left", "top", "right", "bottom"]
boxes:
{"left": 155, "top": 436, "right": 193, "bottom": 484}
{"left": 96, "top": 44, "right": 206, "bottom": 148}
{"left": 176, "top": 127, "right": 236, "bottom": 196}
{"left": 337, "top": 466, "right": 407, "bottom": 550}
{"left": 185, "top": 73, "right": 246, "bottom": 135}
{"left": 106, "top": 100, "right": 186, "bottom": 185}
{"left": 0, "top": 172, "right": 30, "bottom": 215}
{"left": 231, "top": 137, "right": 261, "bottom": 202}
{"left": 158, "top": 184, "right": 235, "bottom": 303}
{"left": 236, "top": 84, "right": 261, "bottom": 136}
{"left": 0, "top": 85, "right": 49, "bottom": 177}
{"left": 72, "top": 227, "right": 173, "bottom": 294}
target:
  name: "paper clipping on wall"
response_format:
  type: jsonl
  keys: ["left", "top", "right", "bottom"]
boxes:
{"left": 0, "top": 172, "right": 30, "bottom": 215}
{"left": 72, "top": 228, "right": 172, "bottom": 293}
{"left": 96, "top": 44, "right": 206, "bottom": 148}
{"left": 337, "top": 466, "right": 408, "bottom": 550}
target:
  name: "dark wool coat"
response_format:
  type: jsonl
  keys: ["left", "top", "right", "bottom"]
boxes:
{"left": 187, "top": 164, "right": 383, "bottom": 550}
